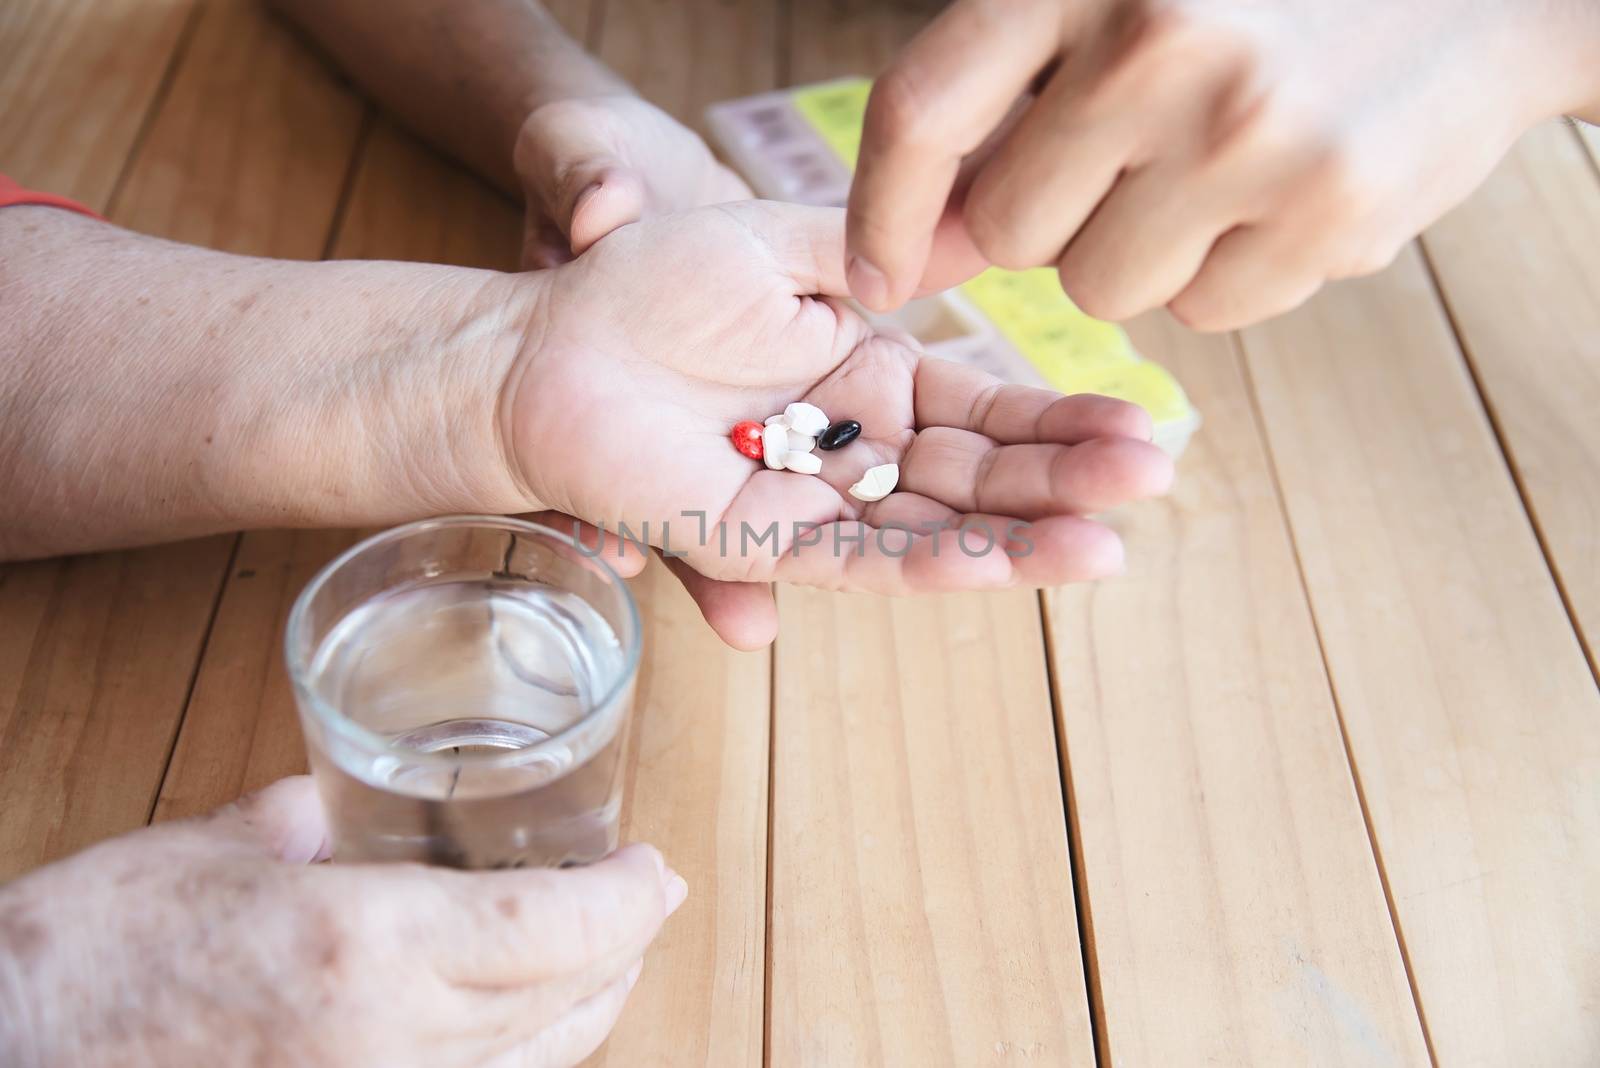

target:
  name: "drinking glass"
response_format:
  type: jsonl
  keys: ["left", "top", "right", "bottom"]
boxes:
{"left": 285, "top": 515, "right": 641, "bottom": 869}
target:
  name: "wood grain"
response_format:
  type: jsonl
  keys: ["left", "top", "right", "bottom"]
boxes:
{"left": 769, "top": 590, "right": 1095, "bottom": 1066}
{"left": 1577, "top": 121, "right": 1600, "bottom": 173}
{"left": 0, "top": 0, "right": 365, "bottom": 876}
{"left": 1045, "top": 317, "right": 1429, "bottom": 1065}
{"left": 0, "top": 0, "right": 195, "bottom": 207}
{"left": 0, "top": 542, "right": 232, "bottom": 878}
{"left": 769, "top": 8, "right": 1091, "bottom": 1065}
{"left": 109, "top": 0, "right": 365, "bottom": 252}
{"left": 544, "top": 0, "right": 596, "bottom": 43}
{"left": 1421, "top": 122, "right": 1600, "bottom": 663}
{"left": 1242, "top": 246, "right": 1600, "bottom": 1065}
{"left": 150, "top": 529, "right": 360, "bottom": 820}
{"left": 597, "top": 0, "right": 779, "bottom": 134}
{"left": 585, "top": 561, "right": 770, "bottom": 1068}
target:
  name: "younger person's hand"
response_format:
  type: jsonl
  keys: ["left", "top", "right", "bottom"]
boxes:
{"left": 0, "top": 778, "right": 684, "bottom": 1068}
{"left": 514, "top": 95, "right": 751, "bottom": 269}
{"left": 505, "top": 201, "right": 1173, "bottom": 646}
{"left": 847, "top": 0, "right": 1600, "bottom": 329}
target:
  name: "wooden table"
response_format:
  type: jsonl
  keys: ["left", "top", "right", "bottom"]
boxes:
{"left": 4, "top": 2, "right": 1599, "bottom": 1064}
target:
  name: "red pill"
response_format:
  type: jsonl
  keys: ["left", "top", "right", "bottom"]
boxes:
{"left": 730, "top": 420, "right": 765, "bottom": 460}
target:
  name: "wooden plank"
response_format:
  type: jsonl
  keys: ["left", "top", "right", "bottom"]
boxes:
{"left": 150, "top": 529, "right": 360, "bottom": 820}
{"left": 1421, "top": 122, "right": 1600, "bottom": 664}
{"left": 586, "top": 562, "right": 769, "bottom": 1068}
{"left": 1578, "top": 121, "right": 1600, "bottom": 173}
{"left": 0, "top": 0, "right": 195, "bottom": 208}
{"left": 769, "top": 591, "right": 1095, "bottom": 1065}
{"left": 109, "top": 0, "right": 365, "bottom": 251}
{"left": 0, "top": 0, "right": 364, "bottom": 877}
{"left": 544, "top": 0, "right": 596, "bottom": 43}
{"left": 0, "top": 542, "right": 233, "bottom": 879}
{"left": 1242, "top": 246, "right": 1600, "bottom": 1064}
{"left": 1045, "top": 318, "right": 1429, "bottom": 1064}
{"left": 596, "top": 0, "right": 778, "bottom": 134}
{"left": 766, "top": 6, "right": 1093, "bottom": 1065}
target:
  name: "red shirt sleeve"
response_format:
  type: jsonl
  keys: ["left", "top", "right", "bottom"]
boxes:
{"left": 0, "top": 174, "right": 102, "bottom": 219}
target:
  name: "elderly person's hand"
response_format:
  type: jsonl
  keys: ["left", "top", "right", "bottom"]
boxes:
{"left": 509, "top": 201, "right": 1172, "bottom": 645}
{"left": 0, "top": 777, "right": 684, "bottom": 1067}
{"left": 846, "top": 0, "right": 1600, "bottom": 330}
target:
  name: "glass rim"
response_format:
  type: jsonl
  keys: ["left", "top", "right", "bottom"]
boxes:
{"left": 284, "top": 514, "right": 642, "bottom": 772}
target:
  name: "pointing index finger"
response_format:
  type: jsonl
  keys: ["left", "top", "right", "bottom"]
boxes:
{"left": 847, "top": 0, "right": 1067, "bottom": 311}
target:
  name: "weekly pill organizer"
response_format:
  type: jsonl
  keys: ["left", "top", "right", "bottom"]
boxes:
{"left": 706, "top": 77, "right": 1201, "bottom": 457}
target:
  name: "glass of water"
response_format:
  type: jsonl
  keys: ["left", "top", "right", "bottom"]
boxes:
{"left": 285, "top": 515, "right": 641, "bottom": 869}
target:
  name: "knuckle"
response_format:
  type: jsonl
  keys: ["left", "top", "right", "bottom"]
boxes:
{"left": 1113, "top": 3, "right": 1233, "bottom": 84}
{"left": 1055, "top": 259, "right": 1128, "bottom": 323}
{"left": 1306, "top": 140, "right": 1388, "bottom": 220}
{"left": 1167, "top": 290, "right": 1232, "bottom": 333}
{"left": 962, "top": 187, "right": 1039, "bottom": 270}
{"left": 865, "top": 67, "right": 939, "bottom": 149}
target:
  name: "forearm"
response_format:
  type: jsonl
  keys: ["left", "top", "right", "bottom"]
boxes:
{"left": 0, "top": 209, "right": 540, "bottom": 560}
{"left": 269, "top": 0, "right": 628, "bottom": 194}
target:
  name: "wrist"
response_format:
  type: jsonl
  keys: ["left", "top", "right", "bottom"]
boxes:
{"left": 216, "top": 262, "right": 548, "bottom": 529}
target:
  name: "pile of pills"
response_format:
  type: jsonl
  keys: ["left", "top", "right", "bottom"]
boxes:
{"left": 731, "top": 403, "right": 898, "bottom": 503}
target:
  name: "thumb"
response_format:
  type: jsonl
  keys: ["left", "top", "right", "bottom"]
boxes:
{"left": 200, "top": 775, "right": 332, "bottom": 864}
{"left": 710, "top": 200, "right": 853, "bottom": 296}
{"left": 566, "top": 169, "right": 647, "bottom": 254}
{"left": 519, "top": 108, "right": 648, "bottom": 253}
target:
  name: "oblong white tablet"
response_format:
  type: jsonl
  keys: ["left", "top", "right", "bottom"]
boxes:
{"left": 783, "top": 451, "right": 822, "bottom": 474}
{"left": 787, "top": 432, "right": 816, "bottom": 454}
{"left": 848, "top": 463, "right": 899, "bottom": 502}
{"left": 784, "top": 401, "right": 829, "bottom": 438}
{"left": 762, "top": 423, "right": 789, "bottom": 470}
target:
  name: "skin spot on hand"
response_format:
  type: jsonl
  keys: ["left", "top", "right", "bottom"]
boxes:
{"left": 0, "top": 900, "right": 49, "bottom": 963}
{"left": 496, "top": 896, "right": 519, "bottom": 920}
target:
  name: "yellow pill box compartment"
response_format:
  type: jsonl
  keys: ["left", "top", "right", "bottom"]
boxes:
{"left": 707, "top": 78, "right": 1201, "bottom": 458}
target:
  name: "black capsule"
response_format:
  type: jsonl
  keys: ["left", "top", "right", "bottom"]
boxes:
{"left": 817, "top": 419, "right": 861, "bottom": 451}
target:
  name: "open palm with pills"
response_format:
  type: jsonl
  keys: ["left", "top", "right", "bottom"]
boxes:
{"left": 508, "top": 201, "right": 1172, "bottom": 639}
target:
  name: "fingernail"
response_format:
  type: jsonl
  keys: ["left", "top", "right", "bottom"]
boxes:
{"left": 848, "top": 254, "right": 891, "bottom": 311}
{"left": 664, "top": 873, "right": 689, "bottom": 915}
{"left": 625, "top": 959, "right": 644, "bottom": 991}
